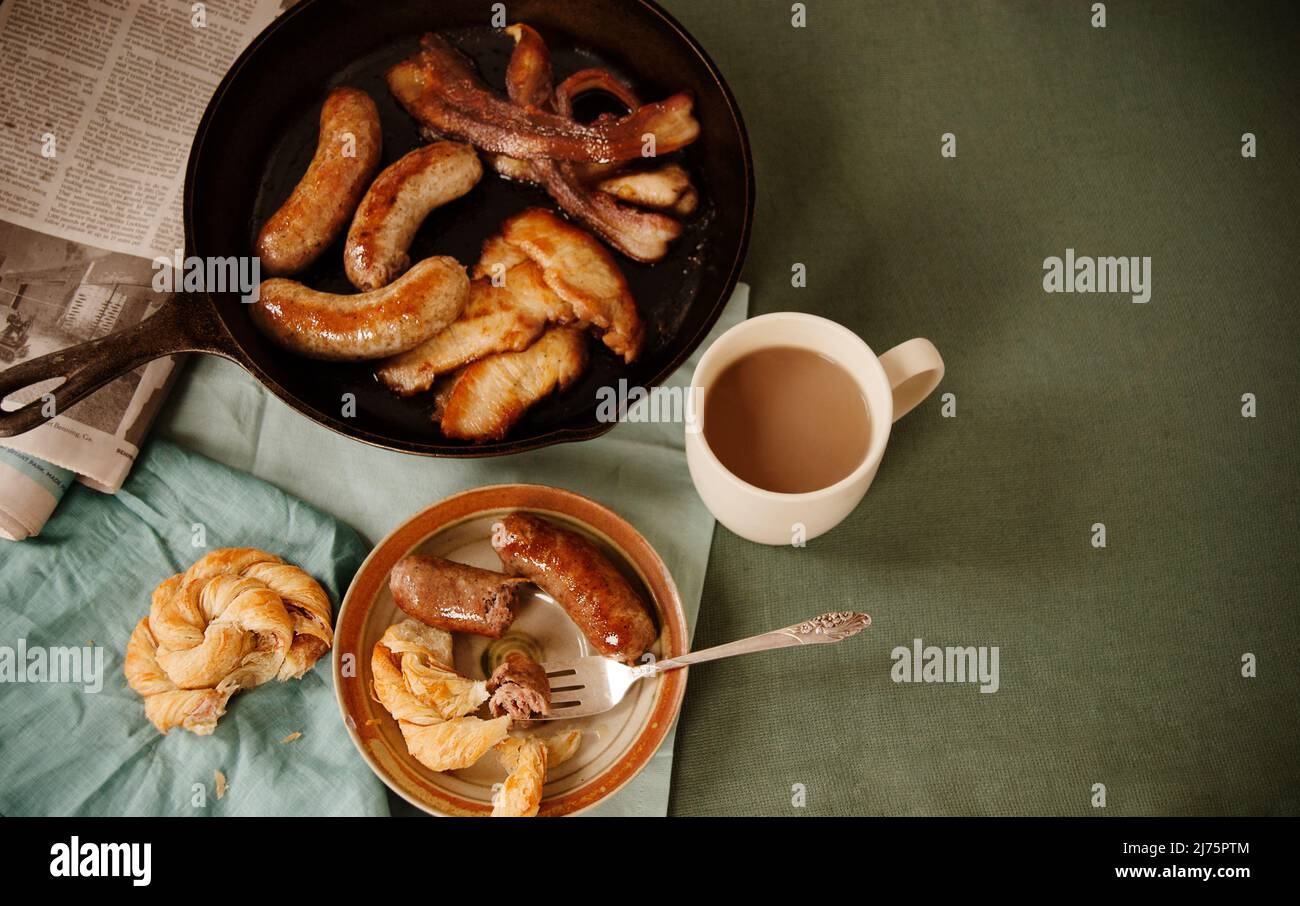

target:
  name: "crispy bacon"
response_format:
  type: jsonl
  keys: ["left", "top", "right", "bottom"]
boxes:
{"left": 528, "top": 158, "right": 683, "bottom": 263}
{"left": 503, "top": 31, "right": 683, "bottom": 262}
{"left": 387, "top": 33, "right": 698, "bottom": 164}
{"left": 553, "top": 68, "right": 642, "bottom": 115}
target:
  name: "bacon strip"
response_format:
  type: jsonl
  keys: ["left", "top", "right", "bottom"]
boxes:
{"left": 528, "top": 158, "right": 682, "bottom": 263}
{"left": 387, "top": 33, "right": 698, "bottom": 164}
{"left": 501, "top": 31, "right": 683, "bottom": 262}
{"left": 553, "top": 68, "right": 642, "bottom": 116}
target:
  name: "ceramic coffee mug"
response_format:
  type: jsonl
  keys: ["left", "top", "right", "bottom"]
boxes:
{"left": 685, "top": 313, "right": 944, "bottom": 545}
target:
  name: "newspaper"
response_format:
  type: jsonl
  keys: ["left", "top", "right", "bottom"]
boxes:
{"left": 0, "top": 0, "right": 280, "bottom": 540}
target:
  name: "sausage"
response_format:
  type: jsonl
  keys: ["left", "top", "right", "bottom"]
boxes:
{"left": 389, "top": 554, "right": 527, "bottom": 638}
{"left": 487, "top": 651, "right": 551, "bottom": 723}
{"left": 250, "top": 255, "right": 469, "bottom": 361}
{"left": 255, "top": 87, "right": 382, "bottom": 277}
{"left": 344, "top": 141, "right": 483, "bottom": 291}
{"left": 491, "top": 513, "right": 657, "bottom": 662}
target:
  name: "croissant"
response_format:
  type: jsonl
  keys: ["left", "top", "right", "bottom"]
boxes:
{"left": 124, "top": 548, "right": 333, "bottom": 735}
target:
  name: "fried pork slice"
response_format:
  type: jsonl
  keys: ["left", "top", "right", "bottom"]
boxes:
{"left": 487, "top": 651, "right": 551, "bottom": 723}
{"left": 493, "top": 32, "right": 688, "bottom": 264}
{"left": 473, "top": 233, "right": 530, "bottom": 278}
{"left": 376, "top": 259, "right": 571, "bottom": 395}
{"left": 439, "top": 326, "right": 588, "bottom": 441}
{"left": 499, "top": 208, "right": 643, "bottom": 362}
{"left": 597, "top": 163, "right": 698, "bottom": 216}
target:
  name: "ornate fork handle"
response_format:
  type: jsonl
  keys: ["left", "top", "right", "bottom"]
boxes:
{"left": 634, "top": 611, "right": 872, "bottom": 677}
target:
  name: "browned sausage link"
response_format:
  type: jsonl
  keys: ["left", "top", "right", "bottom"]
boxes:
{"left": 389, "top": 554, "right": 526, "bottom": 638}
{"left": 255, "top": 87, "right": 382, "bottom": 276}
{"left": 487, "top": 651, "right": 551, "bottom": 721}
{"left": 491, "top": 513, "right": 657, "bottom": 662}
{"left": 251, "top": 255, "right": 469, "bottom": 361}
{"left": 343, "top": 141, "right": 483, "bottom": 291}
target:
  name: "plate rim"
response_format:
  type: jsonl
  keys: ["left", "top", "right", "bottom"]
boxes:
{"left": 332, "top": 483, "right": 689, "bottom": 816}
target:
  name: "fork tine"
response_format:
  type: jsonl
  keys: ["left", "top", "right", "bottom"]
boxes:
{"left": 531, "top": 656, "right": 633, "bottom": 720}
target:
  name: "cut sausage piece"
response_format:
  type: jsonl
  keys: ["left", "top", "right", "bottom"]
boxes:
{"left": 487, "top": 651, "right": 551, "bottom": 723}
{"left": 344, "top": 141, "right": 483, "bottom": 291}
{"left": 255, "top": 87, "right": 382, "bottom": 277}
{"left": 389, "top": 554, "right": 528, "bottom": 638}
{"left": 251, "top": 255, "right": 469, "bottom": 361}
{"left": 491, "top": 513, "right": 657, "bottom": 663}
{"left": 437, "top": 326, "right": 588, "bottom": 441}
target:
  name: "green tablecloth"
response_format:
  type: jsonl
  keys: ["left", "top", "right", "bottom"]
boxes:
{"left": 660, "top": 0, "right": 1299, "bottom": 815}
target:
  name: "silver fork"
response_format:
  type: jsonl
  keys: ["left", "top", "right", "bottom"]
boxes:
{"left": 535, "top": 611, "right": 871, "bottom": 720}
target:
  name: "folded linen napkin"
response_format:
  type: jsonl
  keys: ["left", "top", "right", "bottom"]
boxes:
{"left": 0, "top": 438, "right": 386, "bottom": 816}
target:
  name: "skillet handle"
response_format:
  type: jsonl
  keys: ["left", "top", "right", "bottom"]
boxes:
{"left": 0, "top": 294, "right": 228, "bottom": 438}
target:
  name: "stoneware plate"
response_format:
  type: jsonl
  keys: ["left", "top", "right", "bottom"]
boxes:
{"left": 334, "top": 484, "right": 688, "bottom": 816}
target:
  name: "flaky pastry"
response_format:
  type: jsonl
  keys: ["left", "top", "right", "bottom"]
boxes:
{"left": 371, "top": 619, "right": 583, "bottom": 815}
{"left": 491, "top": 729, "right": 583, "bottom": 817}
{"left": 124, "top": 548, "right": 333, "bottom": 735}
{"left": 371, "top": 620, "right": 509, "bottom": 770}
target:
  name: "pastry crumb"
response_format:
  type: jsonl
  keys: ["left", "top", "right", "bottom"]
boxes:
{"left": 280, "top": 732, "right": 302, "bottom": 744}
{"left": 365, "top": 718, "right": 383, "bottom": 727}
{"left": 214, "top": 769, "right": 227, "bottom": 800}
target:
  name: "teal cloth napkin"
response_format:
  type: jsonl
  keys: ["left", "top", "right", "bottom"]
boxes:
{"left": 0, "top": 438, "right": 384, "bottom": 816}
{"left": 156, "top": 285, "right": 750, "bottom": 816}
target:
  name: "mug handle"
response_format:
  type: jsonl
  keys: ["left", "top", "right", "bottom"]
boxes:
{"left": 878, "top": 338, "right": 945, "bottom": 422}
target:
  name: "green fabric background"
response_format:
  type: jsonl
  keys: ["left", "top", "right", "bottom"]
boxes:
{"left": 659, "top": 0, "right": 1300, "bottom": 815}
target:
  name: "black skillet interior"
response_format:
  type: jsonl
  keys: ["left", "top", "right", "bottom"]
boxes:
{"left": 186, "top": 0, "right": 751, "bottom": 456}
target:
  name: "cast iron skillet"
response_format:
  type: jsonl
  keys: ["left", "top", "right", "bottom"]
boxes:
{"left": 0, "top": 0, "right": 752, "bottom": 456}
